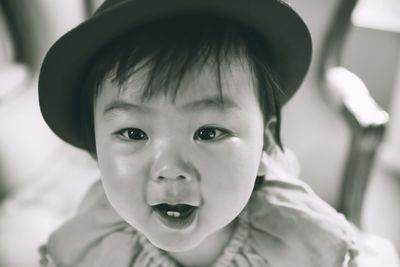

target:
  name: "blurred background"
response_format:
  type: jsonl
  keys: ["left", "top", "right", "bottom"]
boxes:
{"left": 0, "top": 0, "right": 399, "bottom": 266}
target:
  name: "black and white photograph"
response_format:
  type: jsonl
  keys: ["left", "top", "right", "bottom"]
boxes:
{"left": 0, "top": 0, "right": 399, "bottom": 266}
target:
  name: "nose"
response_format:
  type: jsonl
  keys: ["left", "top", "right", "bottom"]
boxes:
{"left": 150, "top": 145, "right": 195, "bottom": 182}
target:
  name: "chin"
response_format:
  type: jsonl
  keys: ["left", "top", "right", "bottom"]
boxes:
{"left": 146, "top": 232, "right": 202, "bottom": 252}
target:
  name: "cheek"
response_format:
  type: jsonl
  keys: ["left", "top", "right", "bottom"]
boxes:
{"left": 95, "top": 126, "right": 147, "bottom": 201}
{"left": 207, "top": 133, "right": 263, "bottom": 182}
{"left": 198, "top": 139, "right": 263, "bottom": 217}
{"left": 203, "top": 150, "right": 258, "bottom": 191}
{"left": 97, "top": 146, "right": 150, "bottom": 224}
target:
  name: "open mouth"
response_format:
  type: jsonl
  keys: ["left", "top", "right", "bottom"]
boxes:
{"left": 152, "top": 203, "right": 198, "bottom": 229}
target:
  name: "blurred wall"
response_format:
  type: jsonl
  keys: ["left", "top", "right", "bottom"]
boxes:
{"left": 0, "top": 2, "right": 98, "bottom": 266}
{"left": 282, "top": 0, "right": 350, "bottom": 206}
{"left": 284, "top": 0, "right": 400, "bottom": 206}
{"left": 0, "top": 0, "right": 86, "bottom": 194}
{"left": 285, "top": 0, "right": 400, "bottom": 251}
{"left": 1, "top": 0, "right": 86, "bottom": 72}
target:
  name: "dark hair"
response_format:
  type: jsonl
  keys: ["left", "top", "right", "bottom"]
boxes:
{"left": 80, "top": 16, "right": 283, "bottom": 155}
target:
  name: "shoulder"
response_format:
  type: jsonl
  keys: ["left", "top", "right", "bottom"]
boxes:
{"left": 239, "top": 148, "right": 354, "bottom": 266}
{"left": 44, "top": 180, "right": 141, "bottom": 267}
{"left": 243, "top": 148, "right": 399, "bottom": 267}
{"left": 244, "top": 177, "right": 356, "bottom": 267}
{"left": 343, "top": 231, "right": 400, "bottom": 267}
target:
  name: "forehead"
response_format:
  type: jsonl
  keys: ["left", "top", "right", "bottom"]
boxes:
{"left": 96, "top": 56, "right": 258, "bottom": 108}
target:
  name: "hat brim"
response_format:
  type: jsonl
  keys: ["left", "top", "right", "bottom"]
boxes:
{"left": 39, "top": 0, "right": 312, "bottom": 149}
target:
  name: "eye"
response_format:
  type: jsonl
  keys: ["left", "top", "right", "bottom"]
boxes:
{"left": 194, "top": 127, "right": 229, "bottom": 141}
{"left": 117, "top": 128, "right": 148, "bottom": 141}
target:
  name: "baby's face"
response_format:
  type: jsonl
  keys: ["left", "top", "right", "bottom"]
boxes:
{"left": 93, "top": 59, "right": 265, "bottom": 252}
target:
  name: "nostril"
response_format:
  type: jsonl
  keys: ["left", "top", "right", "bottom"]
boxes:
{"left": 156, "top": 176, "right": 166, "bottom": 181}
{"left": 155, "top": 175, "right": 189, "bottom": 181}
{"left": 151, "top": 153, "right": 196, "bottom": 182}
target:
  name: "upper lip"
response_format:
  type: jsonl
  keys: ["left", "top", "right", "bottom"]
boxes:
{"left": 149, "top": 199, "right": 201, "bottom": 207}
{"left": 147, "top": 185, "right": 202, "bottom": 207}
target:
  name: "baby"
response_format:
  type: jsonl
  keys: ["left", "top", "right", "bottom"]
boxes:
{"left": 38, "top": 0, "right": 397, "bottom": 266}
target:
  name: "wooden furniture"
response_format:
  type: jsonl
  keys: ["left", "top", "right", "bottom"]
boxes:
{"left": 317, "top": 0, "right": 390, "bottom": 227}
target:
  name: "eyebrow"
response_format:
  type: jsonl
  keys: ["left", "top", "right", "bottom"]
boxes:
{"left": 103, "top": 95, "right": 240, "bottom": 116}
{"left": 180, "top": 95, "right": 240, "bottom": 112}
{"left": 103, "top": 100, "right": 151, "bottom": 116}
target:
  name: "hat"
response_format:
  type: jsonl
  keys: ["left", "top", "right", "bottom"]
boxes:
{"left": 39, "top": 0, "right": 312, "bottom": 149}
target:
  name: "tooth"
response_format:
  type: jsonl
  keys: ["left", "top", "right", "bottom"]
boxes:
{"left": 173, "top": 211, "right": 180, "bottom": 217}
{"left": 167, "top": 211, "right": 174, "bottom": 217}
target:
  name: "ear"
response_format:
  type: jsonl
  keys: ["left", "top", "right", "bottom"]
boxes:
{"left": 263, "top": 116, "right": 277, "bottom": 154}
{"left": 257, "top": 150, "right": 269, "bottom": 176}
{"left": 89, "top": 152, "right": 98, "bottom": 161}
{"left": 257, "top": 117, "right": 277, "bottom": 176}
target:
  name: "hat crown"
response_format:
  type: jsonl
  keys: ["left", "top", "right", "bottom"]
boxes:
{"left": 95, "top": 0, "right": 133, "bottom": 16}
{"left": 94, "top": 0, "right": 292, "bottom": 17}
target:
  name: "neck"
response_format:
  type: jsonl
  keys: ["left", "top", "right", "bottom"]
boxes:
{"left": 168, "top": 220, "right": 236, "bottom": 267}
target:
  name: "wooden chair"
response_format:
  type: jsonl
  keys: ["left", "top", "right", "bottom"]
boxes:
{"left": 317, "top": 0, "right": 389, "bottom": 228}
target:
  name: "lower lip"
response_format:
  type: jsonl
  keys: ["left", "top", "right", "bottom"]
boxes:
{"left": 153, "top": 208, "right": 198, "bottom": 230}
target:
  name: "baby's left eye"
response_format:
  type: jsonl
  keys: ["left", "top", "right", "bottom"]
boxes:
{"left": 194, "top": 127, "right": 229, "bottom": 141}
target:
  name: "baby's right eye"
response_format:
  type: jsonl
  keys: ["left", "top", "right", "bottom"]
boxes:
{"left": 116, "top": 128, "right": 148, "bottom": 141}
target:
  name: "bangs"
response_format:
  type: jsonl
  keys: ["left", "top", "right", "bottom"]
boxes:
{"left": 86, "top": 15, "right": 278, "bottom": 102}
